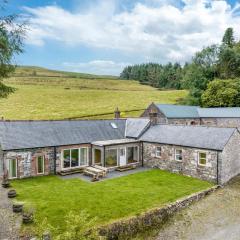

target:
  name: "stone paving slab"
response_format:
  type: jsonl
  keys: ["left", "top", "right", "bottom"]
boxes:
{"left": 0, "top": 186, "right": 21, "bottom": 240}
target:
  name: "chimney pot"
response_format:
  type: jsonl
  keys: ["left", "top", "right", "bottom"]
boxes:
{"left": 114, "top": 107, "right": 121, "bottom": 119}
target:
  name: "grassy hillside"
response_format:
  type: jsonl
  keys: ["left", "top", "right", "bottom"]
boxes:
{"left": 0, "top": 66, "right": 187, "bottom": 120}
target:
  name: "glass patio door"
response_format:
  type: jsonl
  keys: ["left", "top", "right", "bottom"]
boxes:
{"left": 94, "top": 149, "right": 102, "bottom": 165}
{"left": 9, "top": 158, "right": 17, "bottom": 179}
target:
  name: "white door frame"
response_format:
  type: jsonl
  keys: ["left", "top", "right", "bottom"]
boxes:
{"left": 8, "top": 158, "right": 17, "bottom": 179}
{"left": 119, "top": 147, "right": 127, "bottom": 166}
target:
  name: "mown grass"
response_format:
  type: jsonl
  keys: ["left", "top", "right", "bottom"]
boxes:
{"left": 1, "top": 68, "right": 187, "bottom": 120}
{"left": 11, "top": 169, "right": 212, "bottom": 234}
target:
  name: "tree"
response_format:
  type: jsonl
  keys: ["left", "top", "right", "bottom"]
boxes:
{"left": 217, "top": 44, "right": 240, "bottom": 79}
{"left": 222, "top": 27, "right": 235, "bottom": 48}
{"left": 0, "top": 1, "right": 26, "bottom": 97}
{"left": 35, "top": 211, "right": 105, "bottom": 240}
{"left": 120, "top": 62, "right": 183, "bottom": 89}
{"left": 55, "top": 211, "right": 104, "bottom": 240}
{"left": 181, "top": 45, "right": 218, "bottom": 105}
{"left": 201, "top": 79, "right": 240, "bottom": 107}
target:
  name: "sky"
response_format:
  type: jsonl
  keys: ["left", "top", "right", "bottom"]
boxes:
{"left": 4, "top": 0, "right": 240, "bottom": 75}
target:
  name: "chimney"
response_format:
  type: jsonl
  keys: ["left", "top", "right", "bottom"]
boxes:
{"left": 114, "top": 107, "right": 121, "bottom": 119}
{"left": 149, "top": 109, "right": 158, "bottom": 125}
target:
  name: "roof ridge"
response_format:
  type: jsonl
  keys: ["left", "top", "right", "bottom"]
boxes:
{"left": 152, "top": 123, "right": 237, "bottom": 130}
{"left": 0, "top": 119, "right": 127, "bottom": 123}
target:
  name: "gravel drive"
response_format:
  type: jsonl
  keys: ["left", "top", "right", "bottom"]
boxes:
{"left": 156, "top": 176, "right": 240, "bottom": 240}
{"left": 0, "top": 186, "right": 21, "bottom": 240}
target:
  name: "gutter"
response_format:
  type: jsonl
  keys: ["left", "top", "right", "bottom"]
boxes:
{"left": 140, "top": 140, "right": 223, "bottom": 152}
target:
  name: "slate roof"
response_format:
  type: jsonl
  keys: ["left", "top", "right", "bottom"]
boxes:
{"left": 140, "top": 124, "right": 236, "bottom": 150}
{"left": 125, "top": 118, "right": 150, "bottom": 138}
{"left": 0, "top": 120, "right": 126, "bottom": 150}
{"left": 155, "top": 104, "right": 199, "bottom": 118}
{"left": 198, "top": 108, "right": 240, "bottom": 118}
{"left": 155, "top": 104, "right": 240, "bottom": 119}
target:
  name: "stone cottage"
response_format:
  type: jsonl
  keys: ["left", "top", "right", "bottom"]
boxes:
{"left": 141, "top": 103, "right": 240, "bottom": 127}
{"left": 0, "top": 117, "right": 239, "bottom": 185}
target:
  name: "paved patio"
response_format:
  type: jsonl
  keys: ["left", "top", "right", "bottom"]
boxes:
{"left": 59, "top": 166, "right": 151, "bottom": 182}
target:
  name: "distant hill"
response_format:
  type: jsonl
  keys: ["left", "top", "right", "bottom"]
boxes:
{"left": 0, "top": 65, "right": 187, "bottom": 120}
{"left": 14, "top": 66, "right": 118, "bottom": 80}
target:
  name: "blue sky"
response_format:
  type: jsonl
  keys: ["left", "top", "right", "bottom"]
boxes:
{"left": 4, "top": 0, "right": 240, "bottom": 75}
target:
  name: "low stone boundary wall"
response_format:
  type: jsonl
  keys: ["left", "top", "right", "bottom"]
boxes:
{"left": 100, "top": 185, "right": 220, "bottom": 240}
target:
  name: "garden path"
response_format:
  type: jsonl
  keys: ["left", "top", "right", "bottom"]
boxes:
{"left": 0, "top": 186, "right": 21, "bottom": 240}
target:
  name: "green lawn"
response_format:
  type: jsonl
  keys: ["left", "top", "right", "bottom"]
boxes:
{"left": 11, "top": 169, "right": 212, "bottom": 233}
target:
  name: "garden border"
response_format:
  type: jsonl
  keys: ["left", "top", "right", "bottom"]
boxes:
{"left": 99, "top": 185, "right": 220, "bottom": 239}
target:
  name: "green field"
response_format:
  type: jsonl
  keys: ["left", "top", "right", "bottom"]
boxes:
{"left": 0, "top": 66, "right": 187, "bottom": 120}
{"left": 11, "top": 170, "right": 212, "bottom": 235}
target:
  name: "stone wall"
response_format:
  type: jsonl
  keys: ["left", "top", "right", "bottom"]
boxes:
{"left": 141, "top": 103, "right": 167, "bottom": 124}
{"left": 100, "top": 185, "right": 220, "bottom": 240}
{"left": 0, "top": 148, "right": 3, "bottom": 178}
{"left": 3, "top": 147, "right": 55, "bottom": 178}
{"left": 1, "top": 144, "right": 93, "bottom": 178}
{"left": 200, "top": 118, "right": 240, "bottom": 128}
{"left": 168, "top": 118, "right": 201, "bottom": 125}
{"left": 219, "top": 130, "right": 240, "bottom": 184}
{"left": 143, "top": 142, "right": 218, "bottom": 183}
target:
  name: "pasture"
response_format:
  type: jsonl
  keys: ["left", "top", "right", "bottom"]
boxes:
{"left": 0, "top": 66, "right": 187, "bottom": 120}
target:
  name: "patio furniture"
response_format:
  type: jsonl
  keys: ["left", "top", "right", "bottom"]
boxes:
{"left": 58, "top": 168, "right": 84, "bottom": 176}
{"left": 87, "top": 166, "right": 105, "bottom": 178}
{"left": 83, "top": 169, "right": 99, "bottom": 181}
{"left": 116, "top": 165, "right": 137, "bottom": 172}
{"left": 93, "top": 165, "right": 108, "bottom": 177}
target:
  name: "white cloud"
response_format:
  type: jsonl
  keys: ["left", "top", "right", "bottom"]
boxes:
{"left": 62, "top": 60, "right": 130, "bottom": 75}
{"left": 24, "top": 0, "right": 240, "bottom": 64}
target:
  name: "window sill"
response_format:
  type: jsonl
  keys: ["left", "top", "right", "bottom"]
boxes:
{"left": 175, "top": 159, "right": 183, "bottom": 162}
{"left": 197, "top": 164, "right": 207, "bottom": 167}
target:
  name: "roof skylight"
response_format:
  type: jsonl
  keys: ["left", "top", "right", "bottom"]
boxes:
{"left": 110, "top": 122, "right": 118, "bottom": 129}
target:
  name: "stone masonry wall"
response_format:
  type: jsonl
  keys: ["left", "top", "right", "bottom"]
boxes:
{"left": 143, "top": 142, "right": 218, "bottom": 183}
{"left": 168, "top": 118, "right": 201, "bottom": 125}
{"left": 4, "top": 147, "right": 55, "bottom": 178}
{"left": 2, "top": 144, "right": 93, "bottom": 178}
{"left": 201, "top": 118, "right": 240, "bottom": 128}
{"left": 141, "top": 104, "right": 167, "bottom": 124}
{"left": 219, "top": 130, "right": 240, "bottom": 184}
{"left": 0, "top": 148, "right": 3, "bottom": 178}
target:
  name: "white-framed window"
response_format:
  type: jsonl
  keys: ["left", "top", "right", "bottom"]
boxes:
{"left": 175, "top": 149, "right": 183, "bottom": 161}
{"left": 37, "top": 155, "right": 45, "bottom": 174}
{"left": 62, "top": 147, "right": 89, "bottom": 169}
{"left": 198, "top": 152, "right": 207, "bottom": 166}
{"left": 156, "top": 146, "right": 161, "bottom": 158}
